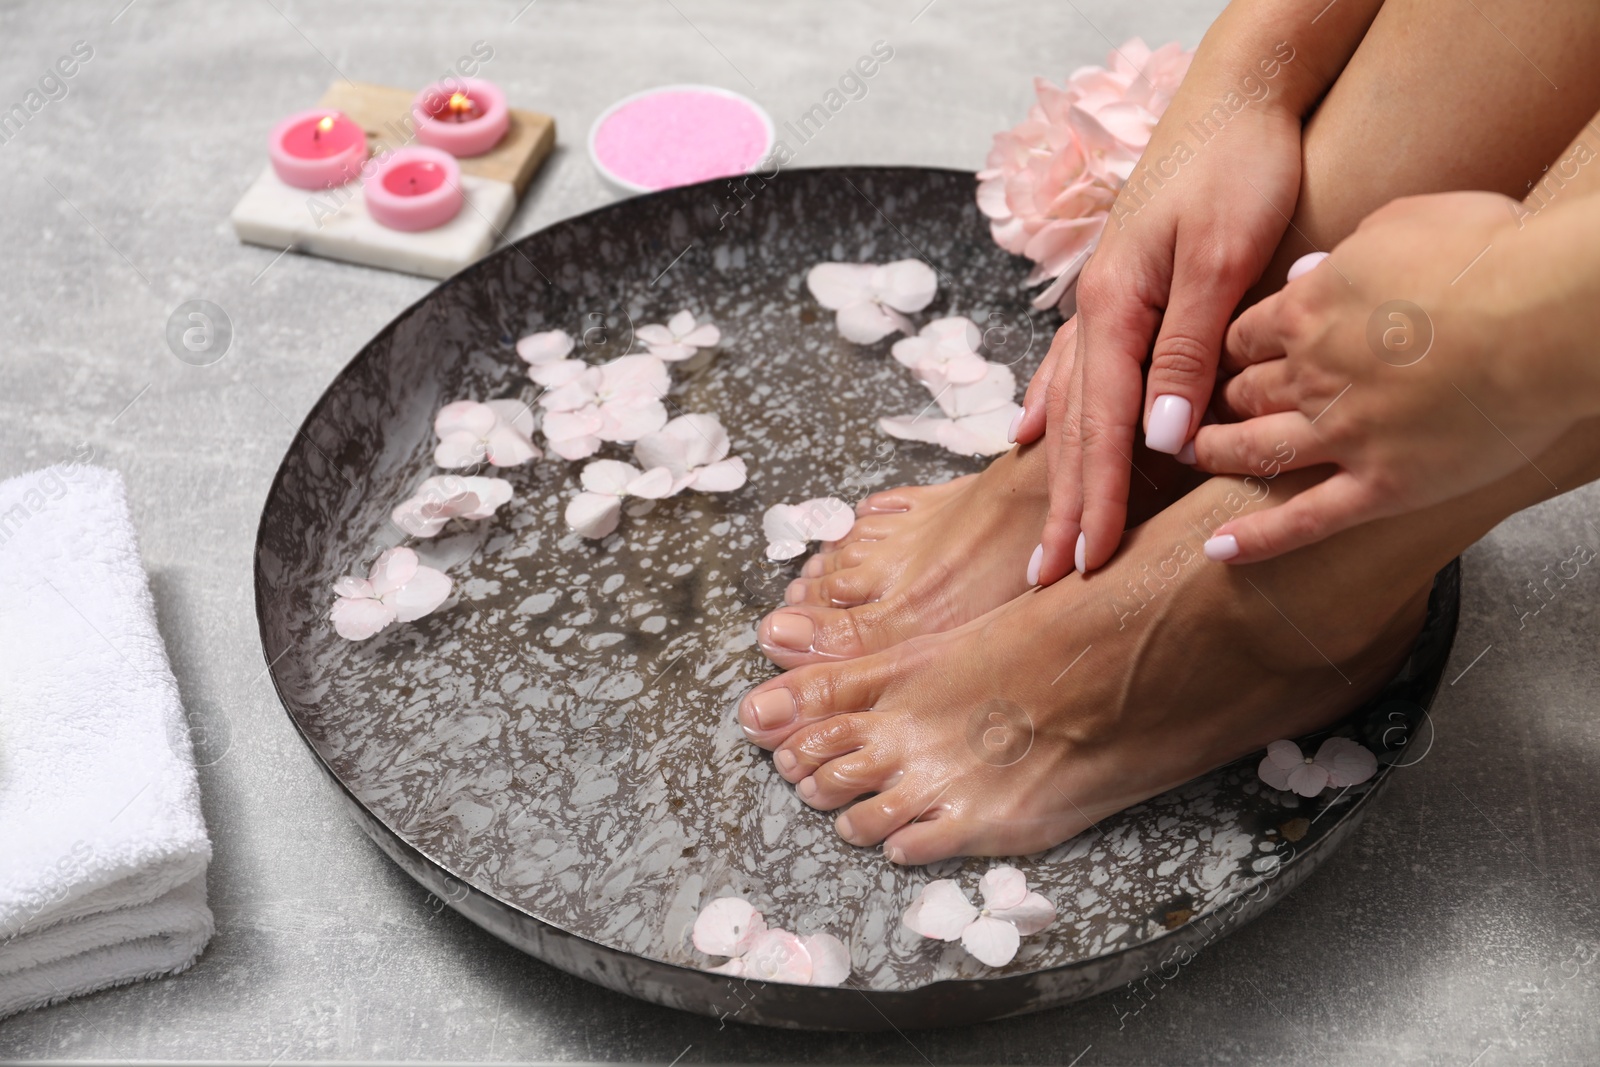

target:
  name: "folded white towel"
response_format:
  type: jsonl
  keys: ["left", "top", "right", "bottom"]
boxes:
{"left": 0, "top": 464, "right": 213, "bottom": 1019}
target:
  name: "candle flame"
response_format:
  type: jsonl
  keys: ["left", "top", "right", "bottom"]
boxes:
{"left": 448, "top": 92, "right": 473, "bottom": 114}
{"left": 315, "top": 115, "right": 336, "bottom": 138}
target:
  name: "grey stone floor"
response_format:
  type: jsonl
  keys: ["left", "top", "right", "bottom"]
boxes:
{"left": 2, "top": 0, "right": 1598, "bottom": 1062}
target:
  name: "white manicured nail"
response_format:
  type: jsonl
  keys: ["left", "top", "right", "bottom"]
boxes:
{"left": 1176, "top": 439, "right": 1196, "bottom": 465}
{"left": 1074, "top": 532, "right": 1087, "bottom": 573}
{"left": 1204, "top": 534, "right": 1240, "bottom": 561}
{"left": 1007, "top": 407, "right": 1024, "bottom": 444}
{"left": 1287, "top": 251, "right": 1329, "bottom": 282}
{"left": 1026, "top": 543, "right": 1043, "bottom": 586}
{"left": 1145, "top": 394, "right": 1191, "bottom": 455}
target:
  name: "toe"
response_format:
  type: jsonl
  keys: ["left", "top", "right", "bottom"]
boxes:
{"left": 825, "top": 515, "right": 902, "bottom": 549}
{"left": 781, "top": 568, "right": 881, "bottom": 609}
{"left": 834, "top": 782, "right": 942, "bottom": 849}
{"left": 796, "top": 749, "right": 899, "bottom": 810}
{"left": 881, "top": 816, "right": 971, "bottom": 866}
{"left": 774, "top": 712, "right": 872, "bottom": 782}
{"left": 737, "top": 656, "right": 892, "bottom": 748}
{"left": 855, "top": 488, "right": 917, "bottom": 515}
{"left": 757, "top": 601, "right": 907, "bottom": 667}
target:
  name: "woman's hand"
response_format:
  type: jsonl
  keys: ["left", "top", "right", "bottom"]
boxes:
{"left": 1194, "top": 190, "right": 1593, "bottom": 562}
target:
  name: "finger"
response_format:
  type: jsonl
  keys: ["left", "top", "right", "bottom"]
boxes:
{"left": 1014, "top": 316, "right": 1076, "bottom": 445}
{"left": 1143, "top": 242, "right": 1254, "bottom": 454}
{"left": 1221, "top": 292, "right": 1289, "bottom": 375}
{"left": 1216, "top": 359, "right": 1302, "bottom": 421}
{"left": 1191, "top": 413, "right": 1328, "bottom": 476}
{"left": 1037, "top": 327, "right": 1090, "bottom": 584}
{"left": 1203, "top": 471, "right": 1377, "bottom": 564}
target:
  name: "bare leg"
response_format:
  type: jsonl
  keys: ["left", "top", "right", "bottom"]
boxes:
{"left": 765, "top": 0, "right": 1600, "bottom": 668}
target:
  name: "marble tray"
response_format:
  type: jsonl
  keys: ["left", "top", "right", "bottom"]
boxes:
{"left": 254, "top": 166, "right": 1458, "bottom": 1030}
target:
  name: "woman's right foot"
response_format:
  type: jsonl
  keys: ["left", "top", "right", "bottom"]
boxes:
{"left": 758, "top": 441, "right": 1197, "bottom": 669}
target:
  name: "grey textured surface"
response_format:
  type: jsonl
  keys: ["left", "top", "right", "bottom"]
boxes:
{"left": 1, "top": 0, "right": 1597, "bottom": 1062}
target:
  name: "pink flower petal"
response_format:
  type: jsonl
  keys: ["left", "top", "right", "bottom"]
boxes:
{"left": 434, "top": 432, "right": 486, "bottom": 469}
{"left": 516, "top": 329, "right": 573, "bottom": 365}
{"left": 565, "top": 491, "right": 623, "bottom": 539}
{"left": 806, "top": 263, "right": 874, "bottom": 309}
{"left": 1257, "top": 753, "right": 1294, "bottom": 792}
{"left": 484, "top": 424, "right": 539, "bottom": 467}
{"left": 333, "top": 576, "right": 372, "bottom": 599}
{"left": 368, "top": 547, "right": 419, "bottom": 596}
{"left": 800, "top": 933, "right": 851, "bottom": 986}
{"left": 530, "top": 360, "right": 587, "bottom": 388}
{"left": 692, "top": 897, "right": 767, "bottom": 958}
{"left": 707, "top": 958, "right": 747, "bottom": 977}
{"left": 486, "top": 398, "right": 537, "bottom": 440}
{"left": 765, "top": 537, "right": 807, "bottom": 561}
{"left": 960, "top": 915, "right": 1022, "bottom": 967}
{"left": 635, "top": 323, "right": 675, "bottom": 346}
{"left": 989, "top": 891, "right": 1056, "bottom": 936}
{"left": 1286, "top": 762, "right": 1330, "bottom": 798}
{"left": 978, "top": 867, "right": 1028, "bottom": 910}
{"left": 835, "top": 301, "right": 907, "bottom": 344}
{"left": 680, "top": 323, "right": 720, "bottom": 347}
{"left": 646, "top": 342, "right": 697, "bottom": 362}
{"left": 743, "top": 929, "right": 813, "bottom": 985}
{"left": 387, "top": 565, "right": 452, "bottom": 622}
{"left": 810, "top": 501, "right": 855, "bottom": 542}
{"left": 434, "top": 400, "right": 495, "bottom": 440}
{"left": 547, "top": 433, "right": 601, "bottom": 461}
{"left": 667, "top": 308, "right": 696, "bottom": 337}
{"left": 937, "top": 405, "right": 1018, "bottom": 457}
{"left": 627, "top": 466, "right": 677, "bottom": 500}
{"left": 330, "top": 595, "right": 395, "bottom": 641}
{"left": 599, "top": 399, "right": 668, "bottom": 442}
{"left": 541, "top": 408, "right": 604, "bottom": 443}
{"left": 902, "top": 880, "right": 978, "bottom": 941}
{"left": 872, "top": 259, "right": 938, "bottom": 312}
{"left": 1316, "top": 737, "right": 1378, "bottom": 788}
{"left": 691, "top": 457, "right": 747, "bottom": 493}
{"left": 581, "top": 459, "right": 643, "bottom": 496}
{"left": 878, "top": 415, "right": 946, "bottom": 446}
{"left": 1266, "top": 739, "right": 1304, "bottom": 769}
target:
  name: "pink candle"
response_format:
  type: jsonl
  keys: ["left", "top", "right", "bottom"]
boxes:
{"left": 411, "top": 78, "right": 509, "bottom": 158}
{"left": 269, "top": 109, "right": 366, "bottom": 189}
{"left": 363, "top": 146, "right": 464, "bottom": 231}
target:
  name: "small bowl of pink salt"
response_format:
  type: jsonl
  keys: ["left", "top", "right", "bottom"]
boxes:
{"left": 587, "top": 85, "right": 775, "bottom": 197}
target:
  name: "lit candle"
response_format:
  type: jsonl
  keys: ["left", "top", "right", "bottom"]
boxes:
{"left": 269, "top": 109, "right": 366, "bottom": 189}
{"left": 411, "top": 77, "right": 509, "bottom": 158}
{"left": 362, "top": 146, "right": 464, "bottom": 231}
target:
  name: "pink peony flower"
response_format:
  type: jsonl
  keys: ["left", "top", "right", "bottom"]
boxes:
{"left": 564, "top": 459, "right": 676, "bottom": 539}
{"left": 902, "top": 866, "right": 1056, "bottom": 968}
{"left": 891, "top": 316, "right": 989, "bottom": 391}
{"left": 636, "top": 309, "right": 721, "bottom": 362}
{"left": 433, "top": 399, "right": 540, "bottom": 469}
{"left": 879, "top": 361, "right": 1020, "bottom": 457}
{"left": 1258, "top": 737, "right": 1378, "bottom": 797}
{"left": 539, "top": 354, "right": 671, "bottom": 460}
{"left": 691, "top": 896, "right": 850, "bottom": 986}
{"left": 977, "top": 38, "right": 1194, "bottom": 309}
{"left": 391, "top": 475, "right": 514, "bottom": 538}
{"left": 329, "top": 547, "right": 452, "bottom": 641}
{"left": 806, "top": 260, "right": 938, "bottom": 343}
{"left": 633, "top": 413, "right": 748, "bottom": 495}
{"left": 763, "top": 497, "right": 854, "bottom": 561}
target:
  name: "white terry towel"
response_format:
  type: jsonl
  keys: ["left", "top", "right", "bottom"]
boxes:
{"left": 0, "top": 464, "right": 213, "bottom": 1019}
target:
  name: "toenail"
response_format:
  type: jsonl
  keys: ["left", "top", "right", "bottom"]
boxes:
{"left": 802, "top": 556, "right": 825, "bottom": 578}
{"left": 775, "top": 749, "right": 797, "bottom": 772}
{"left": 885, "top": 845, "right": 906, "bottom": 864}
{"left": 798, "top": 776, "right": 818, "bottom": 799}
{"left": 1145, "top": 394, "right": 1191, "bottom": 455}
{"left": 766, "top": 612, "right": 815, "bottom": 652}
{"left": 748, "top": 689, "right": 797, "bottom": 730}
{"left": 1204, "top": 534, "right": 1240, "bottom": 562}
{"left": 836, "top": 813, "right": 854, "bottom": 839}
{"left": 784, "top": 579, "right": 806, "bottom": 605}
{"left": 1074, "top": 532, "right": 1087, "bottom": 574}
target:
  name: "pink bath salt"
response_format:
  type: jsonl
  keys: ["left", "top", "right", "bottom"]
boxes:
{"left": 593, "top": 89, "right": 770, "bottom": 191}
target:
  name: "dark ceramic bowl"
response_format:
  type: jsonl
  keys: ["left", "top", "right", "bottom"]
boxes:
{"left": 254, "top": 166, "right": 1457, "bottom": 1030}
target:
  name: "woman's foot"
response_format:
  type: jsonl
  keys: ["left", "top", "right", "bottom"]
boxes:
{"left": 758, "top": 442, "right": 1196, "bottom": 669}
{"left": 739, "top": 469, "right": 1434, "bottom": 865}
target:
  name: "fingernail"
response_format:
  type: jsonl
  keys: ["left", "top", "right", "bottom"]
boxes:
{"left": 1204, "top": 534, "right": 1239, "bottom": 561}
{"left": 1145, "top": 394, "right": 1192, "bottom": 455}
{"left": 1026, "top": 543, "right": 1043, "bottom": 586}
{"left": 1007, "top": 406, "right": 1024, "bottom": 444}
{"left": 1074, "top": 532, "right": 1087, "bottom": 574}
{"left": 1287, "top": 251, "right": 1329, "bottom": 282}
{"left": 836, "top": 813, "right": 855, "bottom": 840}
{"left": 798, "top": 776, "right": 818, "bottom": 799}
{"left": 765, "top": 611, "right": 815, "bottom": 652}
{"left": 1176, "top": 439, "right": 1196, "bottom": 465}
{"left": 775, "top": 749, "right": 798, "bottom": 772}
{"left": 747, "top": 688, "right": 797, "bottom": 730}
{"left": 784, "top": 579, "right": 806, "bottom": 605}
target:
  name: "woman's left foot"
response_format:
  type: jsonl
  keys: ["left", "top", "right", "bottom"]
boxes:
{"left": 737, "top": 471, "right": 1431, "bottom": 864}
